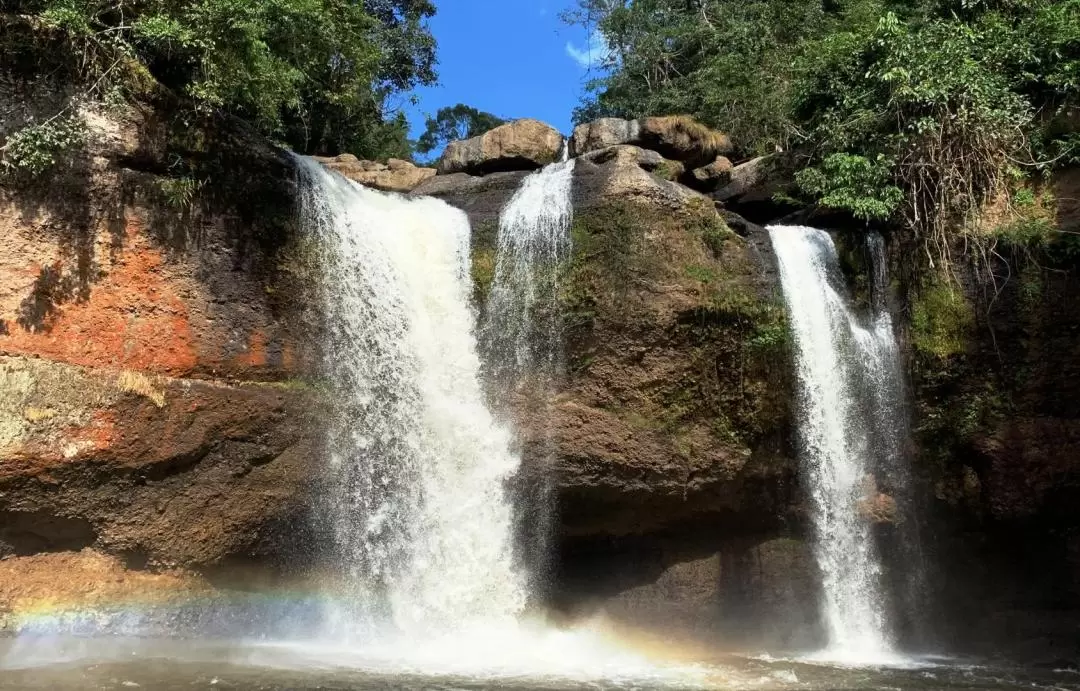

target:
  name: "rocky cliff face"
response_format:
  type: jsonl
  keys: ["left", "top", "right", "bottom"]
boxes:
{"left": 899, "top": 177, "right": 1080, "bottom": 656}
{"left": 417, "top": 134, "right": 814, "bottom": 645}
{"left": 0, "top": 57, "right": 325, "bottom": 627}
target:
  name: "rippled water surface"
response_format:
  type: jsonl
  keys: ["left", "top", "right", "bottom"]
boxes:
{"left": 1, "top": 638, "right": 1077, "bottom": 691}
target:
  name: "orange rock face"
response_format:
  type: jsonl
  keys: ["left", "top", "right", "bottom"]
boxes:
{"left": 0, "top": 187, "right": 313, "bottom": 381}
{"left": 0, "top": 214, "right": 199, "bottom": 375}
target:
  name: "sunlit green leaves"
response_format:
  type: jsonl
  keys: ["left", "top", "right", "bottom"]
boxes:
{"left": 796, "top": 154, "right": 904, "bottom": 222}
{"left": 0, "top": 115, "right": 86, "bottom": 179}
{"left": 11, "top": 0, "right": 436, "bottom": 158}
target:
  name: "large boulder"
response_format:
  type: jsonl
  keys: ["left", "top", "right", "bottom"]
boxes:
{"left": 713, "top": 156, "right": 770, "bottom": 203}
{"left": 574, "top": 145, "right": 694, "bottom": 209}
{"left": 436, "top": 119, "right": 564, "bottom": 175}
{"left": 314, "top": 154, "right": 435, "bottom": 193}
{"left": 568, "top": 118, "right": 641, "bottom": 157}
{"left": 569, "top": 116, "right": 734, "bottom": 169}
{"left": 688, "top": 155, "right": 734, "bottom": 192}
{"left": 636, "top": 116, "right": 734, "bottom": 169}
{"left": 711, "top": 155, "right": 799, "bottom": 222}
{"left": 410, "top": 170, "right": 531, "bottom": 228}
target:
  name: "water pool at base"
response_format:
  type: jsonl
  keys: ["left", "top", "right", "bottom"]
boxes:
{"left": 1, "top": 636, "right": 1077, "bottom": 691}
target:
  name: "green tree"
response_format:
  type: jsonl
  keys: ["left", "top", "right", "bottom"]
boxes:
{"left": 4, "top": 0, "right": 437, "bottom": 159}
{"left": 416, "top": 103, "right": 506, "bottom": 155}
{"left": 563, "top": 0, "right": 1079, "bottom": 264}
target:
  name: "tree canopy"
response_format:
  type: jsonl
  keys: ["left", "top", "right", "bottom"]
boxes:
{"left": 6, "top": 0, "right": 437, "bottom": 159}
{"left": 415, "top": 104, "right": 506, "bottom": 155}
{"left": 564, "top": 0, "right": 1079, "bottom": 261}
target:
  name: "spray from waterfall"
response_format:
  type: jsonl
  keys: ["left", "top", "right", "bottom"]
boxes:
{"left": 294, "top": 155, "right": 527, "bottom": 638}
{"left": 769, "top": 225, "right": 913, "bottom": 662}
{"left": 480, "top": 157, "right": 576, "bottom": 594}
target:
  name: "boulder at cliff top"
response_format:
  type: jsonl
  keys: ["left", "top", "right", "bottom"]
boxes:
{"left": 569, "top": 118, "right": 641, "bottom": 157}
{"left": 315, "top": 154, "right": 435, "bottom": 193}
{"left": 436, "top": 119, "right": 564, "bottom": 176}
{"left": 636, "top": 116, "right": 734, "bottom": 169}
{"left": 712, "top": 155, "right": 799, "bottom": 222}
{"left": 574, "top": 145, "right": 695, "bottom": 209}
{"left": 689, "top": 155, "right": 734, "bottom": 192}
{"left": 569, "top": 116, "right": 733, "bottom": 169}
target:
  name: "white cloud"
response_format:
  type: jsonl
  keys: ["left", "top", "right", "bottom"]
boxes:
{"left": 565, "top": 30, "right": 610, "bottom": 69}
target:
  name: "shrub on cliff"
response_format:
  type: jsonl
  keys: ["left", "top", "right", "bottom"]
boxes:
{"left": 2, "top": 0, "right": 436, "bottom": 159}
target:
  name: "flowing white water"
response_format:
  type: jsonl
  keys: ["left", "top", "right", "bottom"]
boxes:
{"left": 481, "top": 158, "right": 576, "bottom": 398}
{"left": 769, "top": 225, "right": 906, "bottom": 663}
{"left": 288, "top": 157, "right": 706, "bottom": 684}
{"left": 294, "top": 156, "right": 527, "bottom": 637}
{"left": 479, "top": 157, "right": 576, "bottom": 595}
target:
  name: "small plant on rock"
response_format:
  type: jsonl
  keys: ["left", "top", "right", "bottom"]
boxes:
{"left": 0, "top": 116, "right": 86, "bottom": 180}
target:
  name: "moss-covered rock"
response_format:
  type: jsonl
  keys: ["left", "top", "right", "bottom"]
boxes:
{"left": 536, "top": 197, "right": 794, "bottom": 539}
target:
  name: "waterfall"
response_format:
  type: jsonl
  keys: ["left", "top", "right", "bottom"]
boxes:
{"left": 769, "top": 225, "right": 909, "bottom": 662}
{"left": 480, "top": 158, "right": 576, "bottom": 593}
{"left": 294, "top": 156, "right": 526, "bottom": 637}
{"left": 482, "top": 158, "right": 576, "bottom": 396}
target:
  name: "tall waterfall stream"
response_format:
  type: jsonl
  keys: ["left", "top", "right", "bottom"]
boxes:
{"left": 769, "top": 225, "right": 913, "bottom": 663}
{"left": 294, "top": 156, "right": 527, "bottom": 635}
{"left": 480, "top": 158, "right": 576, "bottom": 590}
{"left": 283, "top": 156, "right": 703, "bottom": 682}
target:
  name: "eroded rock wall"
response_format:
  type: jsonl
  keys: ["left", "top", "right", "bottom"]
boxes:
{"left": 0, "top": 50, "right": 323, "bottom": 624}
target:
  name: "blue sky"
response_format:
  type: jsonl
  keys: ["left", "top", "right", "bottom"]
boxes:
{"left": 401, "top": 0, "right": 608, "bottom": 147}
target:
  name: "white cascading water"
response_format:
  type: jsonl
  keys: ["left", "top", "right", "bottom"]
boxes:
{"left": 287, "top": 155, "right": 704, "bottom": 684}
{"left": 481, "top": 158, "right": 576, "bottom": 396}
{"left": 294, "top": 155, "right": 526, "bottom": 637}
{"left": 769, "top": 225, "right": 906, "bottom": 663}
{"left": 480, "top": 157, "right": 577, "bottom": 592}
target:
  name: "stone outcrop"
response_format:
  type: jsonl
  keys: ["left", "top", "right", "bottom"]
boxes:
{"left": 437, "top": 118, "right": 563, "bottom": 175}
{"left": 569, "top": 116, "right": 733, "bottom": 169}
{"left": 636, "top": 116, "right": 735, "bottom": 169}
{"left": 411, "top": 170, "right": 531, "bottom": 226}
{"left": 314, "top": 154, "right": 435, "bottom": 192}
{"left": 0, "top": 58, "right": 324, "bottom": 624}
{"left": 903, "top": 200, "right": 1080, "bottom": 654}
{"left": 688, "top": 156, "right": 734, "bottom": 192}
{"left": 711, "top": 155, "right": 801, "bottom": 222}
{"left": 419, "top": 142, "right": 796, "bottom": 543}
{"left": 574, "top": 145, "right": 694, "bottom": 208}
{"left": 0, "top": 355, "right": 317, "bottom": 568}
{"left": 568, "top": 118, "right": 641, "bottom": 157}
{"left": 713, "top": 155, "right": 771, "bottom": 203}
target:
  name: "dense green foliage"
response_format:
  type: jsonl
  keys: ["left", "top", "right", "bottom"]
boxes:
{"left": 4, "top": 0, "right": 436, "bottom": 158}
{"left": 564, "top": 0, "right": 1079, "bottom": 257}
{"left": 416, "top": 103, "right": 506, "bottom": 155}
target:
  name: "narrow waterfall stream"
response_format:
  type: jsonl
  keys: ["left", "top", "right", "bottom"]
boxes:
{"left": 481, "top": 158, "right": 576, "bottom": 395}
{"left": 479, "top": 157, "right": 576, "bottom": 597}
{"left": 294, "top": 156, "right": 527, "bottom": 637}
{"left": 480, "top": 158, "right": 576, "bottom": 590}
{"left": 769, "top": 225, "right": 911, "bottom": 663}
